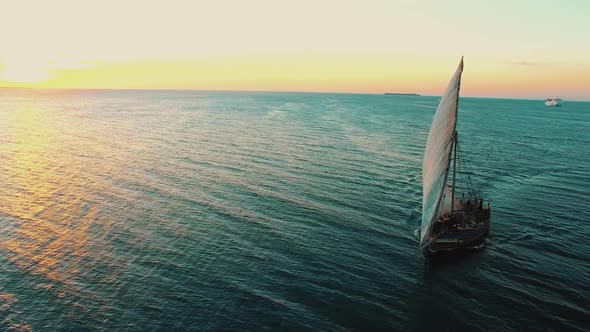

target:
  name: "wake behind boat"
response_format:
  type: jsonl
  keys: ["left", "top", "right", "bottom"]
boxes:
{"left": 419, "top": 58, "right": 491, "bottom": 256}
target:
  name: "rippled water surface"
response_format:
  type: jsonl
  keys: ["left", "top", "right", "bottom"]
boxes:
{"left": 0, "top": 90, "right": 588, "bottom": 331}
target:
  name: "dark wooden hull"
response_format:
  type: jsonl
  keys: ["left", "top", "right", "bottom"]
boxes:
{"left": 424, "top": 209, "right": 491, "bottom": 255}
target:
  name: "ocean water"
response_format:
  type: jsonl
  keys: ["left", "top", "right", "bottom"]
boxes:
{"left": 0, "top": 89, "right": 588, "bottom": 331}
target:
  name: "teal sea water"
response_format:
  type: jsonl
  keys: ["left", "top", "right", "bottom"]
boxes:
{"left": 0, "top": 90, "right": 588, "bottom": 331}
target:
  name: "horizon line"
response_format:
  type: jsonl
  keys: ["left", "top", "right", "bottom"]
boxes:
{"left": 1, "top": 87, "right": 588, "bottom": 102}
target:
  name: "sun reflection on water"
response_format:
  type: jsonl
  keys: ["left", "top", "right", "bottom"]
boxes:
{"left": 0, "top": 100, "right": 96, "bottom": 287}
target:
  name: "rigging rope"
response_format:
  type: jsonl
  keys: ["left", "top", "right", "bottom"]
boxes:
{"left": 455, "top": 139, "right": 480, "bottom": 199}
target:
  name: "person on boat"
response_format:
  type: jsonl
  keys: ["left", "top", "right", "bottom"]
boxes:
{"left": 465, "top": 199, "right": 472, "bottom": 209}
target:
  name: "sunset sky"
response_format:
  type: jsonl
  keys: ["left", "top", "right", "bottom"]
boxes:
{"left": 0, "top": 0, "right": 589, "bottom": 100}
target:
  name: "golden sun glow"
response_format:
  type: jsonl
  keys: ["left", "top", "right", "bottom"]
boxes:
{"left": 1, "top": 66, "right": 51, "bottom": 84}
{"left": 0, "top": 57, "right": 52, "bottom": 84}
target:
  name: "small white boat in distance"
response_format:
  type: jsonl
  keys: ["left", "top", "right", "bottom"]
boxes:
{"left": 545, "top": 98, "right": 561, "bottom": 107}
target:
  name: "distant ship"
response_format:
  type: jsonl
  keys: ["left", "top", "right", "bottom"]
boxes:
{"left": 419, "top": 57, "right": 491, "bottom": 256}
{"left": 545, "top": 98, "right": 561, "bottom": 107}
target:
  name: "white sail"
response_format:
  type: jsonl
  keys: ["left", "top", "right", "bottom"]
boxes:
{"left": 420, "top": 58, "right": 463, "bottom": 244}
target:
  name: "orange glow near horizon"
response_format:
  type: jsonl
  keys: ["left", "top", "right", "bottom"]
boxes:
{"left": 4, "top": 56, "right": 585, "bottom": 100}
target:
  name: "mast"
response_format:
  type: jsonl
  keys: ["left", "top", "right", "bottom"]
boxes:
{"left": 450, "top": 57, "right": 462, "bottom": 215}
{"left": 450, "top": 132, "right": 458, "bottom": 215}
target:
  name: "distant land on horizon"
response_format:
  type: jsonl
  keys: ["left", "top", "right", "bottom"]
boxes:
{"left": 385, "top": 93, "right": 421, "bottom": 96}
